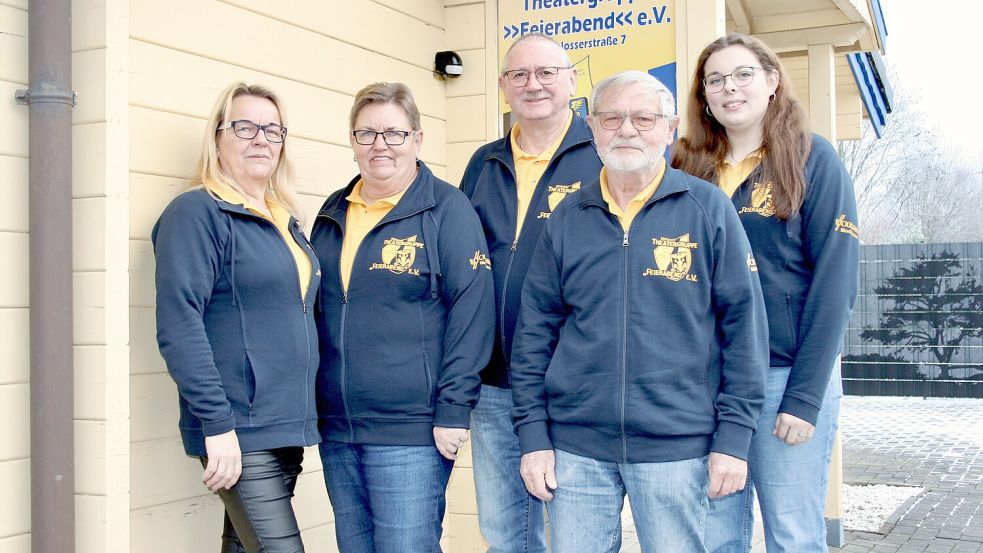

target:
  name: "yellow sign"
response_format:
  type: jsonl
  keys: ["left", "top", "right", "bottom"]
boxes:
{"left": 498, "top": 0, "right": 677, "bottom": 117}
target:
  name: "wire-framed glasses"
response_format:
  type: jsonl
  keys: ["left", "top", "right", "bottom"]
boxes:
{"left": 702, "top": 66, "right": 763, "bottom": 93}
{"left": 592, "top": 112, "right": 673, "bottom": 131}
{"left": 502, "top": 66, "right": 571, "bottom": 87}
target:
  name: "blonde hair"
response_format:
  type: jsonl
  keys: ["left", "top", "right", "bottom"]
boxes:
{"left": 192, "top": 82, "right": 304, "bottom": 223}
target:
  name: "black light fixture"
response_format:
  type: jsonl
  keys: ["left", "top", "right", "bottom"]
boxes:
{"left": 434, "top": 51, "right": 464, "bottom": 78}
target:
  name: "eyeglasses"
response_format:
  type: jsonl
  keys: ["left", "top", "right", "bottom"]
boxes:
{"left": 501, "top": 66, "right": 571, "bottom": 87}
{"left": 702, "top": 66, "right": 763, "bottom": 93}
{"left": 352, "top": 130, "right": 417, "bottom": 146}
{"left": 592, "top": 112, "right": 673, "bottom": 131}
{"left": 216, "top": 120, "right": 287, "bottom": 143}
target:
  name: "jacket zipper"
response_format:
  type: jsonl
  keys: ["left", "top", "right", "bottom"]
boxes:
{"left": 621, "top": 229, "right": 630, "bottom": 463}
{"left": 317, "top": 211, "right": 358, "bottom": 442}
{"left": 317, "top": 203, "right": 435, "bottom": 442}
{"left": 500, "top": 238, "right": 519, "bottom": 368}
{"left": 291, "top": 221, "right": 318, "bottom": 441}
{"left": 339, "top": 293, "right": 354, "bottom": 441}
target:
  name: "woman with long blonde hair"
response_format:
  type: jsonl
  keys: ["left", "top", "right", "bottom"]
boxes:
{"left": 154, "top": 82, "right": 319, "bottom": 552}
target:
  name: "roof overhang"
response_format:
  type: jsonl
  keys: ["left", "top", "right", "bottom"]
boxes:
{"left": 726, "top": 0, "right": 891, "bottom": 139}
{"left": 726, "top": 0, "right": 887, "bottom": 56}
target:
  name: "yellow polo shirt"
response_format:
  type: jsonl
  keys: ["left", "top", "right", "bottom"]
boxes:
{"left": 599, "top": 163, "right": 666, "bottom": 231}
{"left": 205, "top": 179, "right": 313, "bottom": 297}
{"left": 340, "top": 180, "right": 407, "bottom": 292}
{"left": 717, "top": 149, "right": 765, "bottom": 198}
{"left": 510, "top": 110, "right": 573, "bottom": 237}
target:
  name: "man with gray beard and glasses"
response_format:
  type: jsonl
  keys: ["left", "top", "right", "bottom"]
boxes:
{"left": 509, "top": 70, "right": 768, "bottom": 552}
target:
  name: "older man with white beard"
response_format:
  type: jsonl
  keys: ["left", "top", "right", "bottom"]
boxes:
{"left": 509, "top": 71, "right": 769, "bottom": 552}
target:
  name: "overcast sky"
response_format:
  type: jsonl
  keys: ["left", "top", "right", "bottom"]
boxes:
{"left": 882, "top": 1, "right": 982, "bottom": 165}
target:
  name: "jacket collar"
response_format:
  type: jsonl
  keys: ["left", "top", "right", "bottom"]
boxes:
{"left": 578, "top": 163, "right": 691, "bottom": 210}
{"left": 486, "top": 110, "right": 595, "bottom": 167}
{"left": 317, "top": 161, "right": 438, "bottom": 223}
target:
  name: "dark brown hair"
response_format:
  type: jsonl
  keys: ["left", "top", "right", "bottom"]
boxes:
{"left": 671, "top": 33, "right": 811, "bottom": 219}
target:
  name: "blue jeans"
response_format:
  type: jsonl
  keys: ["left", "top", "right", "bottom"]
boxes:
{"left": 471, "top": 384, "right": 547, "bottom": 553}
{"left": 319, "top": 442, "right": 453, "bottom": 553}
{"left": 704, "top": 365, "right": 842, "bottom": 553}
{"left": 548, "top": 449, "right": 709, "bottom": 553}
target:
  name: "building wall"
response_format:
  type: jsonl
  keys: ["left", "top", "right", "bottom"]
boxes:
{"left": 125, "top": 1, "right": 457, "bottom": 551}
{"left": 1, "top": 0, "right": 873, "bottom": 550}
{"left": 1, "top": 0, "right": 132, "bottom": 550}
{"left": 0, "top": 0, "right": 30, "bottom": 550}
{"left": 442, "top": 0, "right": 499, "bottom": 549}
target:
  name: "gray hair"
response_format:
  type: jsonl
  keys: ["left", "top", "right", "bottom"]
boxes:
{"left": 500, "top": 32, "right": 572, "bottom": 73}
{"left": 590, "top": 70, "right": 676, "bottom": 119}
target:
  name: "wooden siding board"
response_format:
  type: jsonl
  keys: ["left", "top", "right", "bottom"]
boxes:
{"left": 0, "top": 81, "right": 28, "bottom": 158}
{"left": 130, "top": 373, "right": 179, "bottom": 444}
{"left": 0, "top": 309, "right": 28, "bottom": 384}
{"left": 0, "top": 4, "right": 27, "bottom": 85}
{"left": 0, "top": 233, "right": 28, "bottom": 308}
{"left": 0, "top": 156, "right": 28, "bottom": 233}
{"left": 0, "top": 384, "right": 28, "bottom": 461}
{"left": 0, "top": 459, "right": 30, "bottom": 537}
{"left": 223, "top": 0, "right": 443, "bottom": 71}
{"left": 129, "top": 306, "right": 165, "bottom": 376}
{"left": 130, "top": 0, "right": 446, "bottom": 120}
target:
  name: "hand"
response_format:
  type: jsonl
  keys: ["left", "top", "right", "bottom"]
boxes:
{"left": 773, "top": 412, "right": 816, "bottom": 446}
{"left": 202, "top": 430, "right": 242, "bottom": 492}
{"left": 434, "top": 427, "right": 470, "bottom": 461}
{"left": 707, "top": 452, "right": 747, "bottom": 498}
{"left": 520, "top": 450, "right": 557, "bottom": 501}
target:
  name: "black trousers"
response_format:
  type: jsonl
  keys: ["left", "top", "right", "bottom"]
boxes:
{"left": 200, "top": 447, "right": 305, "bottom": 553}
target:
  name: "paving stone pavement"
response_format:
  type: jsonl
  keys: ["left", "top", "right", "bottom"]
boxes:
{"left": 835, "top": 396, "right": 983, "bottom": 552}
{"left": 617, "top": 396, "right": 983, "bottom": 552}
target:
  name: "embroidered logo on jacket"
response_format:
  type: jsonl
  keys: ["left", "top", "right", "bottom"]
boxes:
{"left": 538, "top": 182, "right": 581, "bottom": 219}
{"left": 747, "top": 252, "right": 758, "bottom": 272}
{"left": 643, "top": 234, "right": 699, "bottom": 282}
{"left": 739, "top": 182, "right": 776, "bottom": 217}
{"left": 369, "top": 235, "right": 424, "bottom": 276}
{"left": 834, "top": 214, "right": 860, "bottom": 239}
{"left": 470, "top": 251, "right": 492, "bottom": 270}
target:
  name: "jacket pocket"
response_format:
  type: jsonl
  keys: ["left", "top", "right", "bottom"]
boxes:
{"left": 420, "top": 301, "right": 435, "bottom": 408}
{"left": 785, "top": 295, "right": 798, "bottom": 346}
{"left": 242, "top": 354, "right": 256, "bottom": 410}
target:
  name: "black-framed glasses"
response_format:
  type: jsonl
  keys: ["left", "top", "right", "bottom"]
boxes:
{"left": 592, "top": 112, "right": 673, "bottom": 131}
{"left": 352, "top": 129, "right": 417, "bottom": 146}
{"left": 502, "top": 66, "right": 571, "bottom": 87}
{"left": 216, "top": 120, "right": 287, "bottom": 143}
{"left": 702, "top": 66, "right": 763, "bottom": 93}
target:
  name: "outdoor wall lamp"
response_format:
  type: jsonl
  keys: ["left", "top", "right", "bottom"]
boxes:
{"left": 434, "top": 51, "right": 464, "bottom": 78}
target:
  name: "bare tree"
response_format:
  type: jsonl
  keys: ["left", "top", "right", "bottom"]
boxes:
{"left": 837, "top": 63, "right": 982, "bottom": 244}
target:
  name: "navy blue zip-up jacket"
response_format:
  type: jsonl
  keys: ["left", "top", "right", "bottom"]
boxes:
{"left": 311, "top": 162, "right": 495, "bottom": 446}
{"left": 511, "top": 166, "right": 769, "bottom": 463}
{"left": 460, "top": 112, "right": 602, "bottom": 389}
{"left": 153, "top": 188, "right": 321, "bottom": 457}
{"left": 730, "top": 134, "right": 859, "bottom": 425}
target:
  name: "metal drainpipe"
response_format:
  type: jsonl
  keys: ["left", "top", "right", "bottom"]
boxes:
{"left": 15, "top": 0, "right": 76, "bottom": 550}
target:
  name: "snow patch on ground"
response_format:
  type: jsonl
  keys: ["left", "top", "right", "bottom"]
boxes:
{"left": 843, "top": 483, "right": 923, "bottom": 532}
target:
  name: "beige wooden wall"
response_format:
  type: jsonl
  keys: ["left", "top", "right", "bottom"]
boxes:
{"left": 441, "top": 3, "right": 500, "bottom": 549}
{"left": 123, "top": 0, "right": 493, "bottom": 551}
{"left": 0, "top": 0, "right": 132, "bottom": 551}
{"left": 0, "top": 0, "right": 30, "bottom": 550}
{"left": 2, "top": 0, "right": 499, "bottom": 550}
